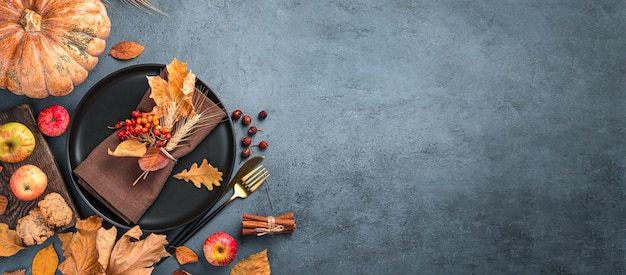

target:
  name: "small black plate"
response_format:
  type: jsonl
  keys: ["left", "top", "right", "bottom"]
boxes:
{"left": 66, "top": 64, "right": 235, "bottom": 232}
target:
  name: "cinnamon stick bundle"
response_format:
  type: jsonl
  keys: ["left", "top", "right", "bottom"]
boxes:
{"left": 242, "top": 212, "right": 296, "bottom": 236}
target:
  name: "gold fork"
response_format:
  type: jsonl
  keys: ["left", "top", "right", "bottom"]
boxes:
{"left": 169, "top": 165, "right": 270, "bottom": 248}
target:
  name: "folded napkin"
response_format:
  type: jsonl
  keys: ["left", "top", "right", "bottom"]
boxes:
{"left": 74, "top": 72, "right": 226, "bottom": 225}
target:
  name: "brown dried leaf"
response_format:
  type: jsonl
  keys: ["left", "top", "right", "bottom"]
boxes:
{"left": 2, "top": 270, "right": 25, "bottom": 275}
{"left": 32, "top": 244, "right": 58, "bottom": 275}
{"left": 148, "top": 58, "right": 196, "bottom": 126}
{"left": 108, "top": 139, "right": 147, "bottom": 157}
{"left": 109, "top": 41, "right": 145, "bottom": 60}
{"left": 138, "top": 147, "right": 170, "bottom": 172}
{"left": 96, "top": 226, "right": 117, "bottom": 271}
{"left": 0, "top": 223, "right": 25, "bottom": 257}
{"left": 58, "top": 216, "right": 105, "bottom": 275}
{"left": 0, "top": 194, "right": 7, "bottom": 215}
{"left": 175, "top": 246, "right": 198, "bottom": 265}
{"left": 173, "top": 159, "right": 223, "bottom": 191}
{"left": 230, "top": 249, "right": 271, "bottom": 275}
{"left": 172, "top": 270, "right": 191, "bottom": 275}
{"left": 106, "top": 225, "right": 170, "bottom": 275}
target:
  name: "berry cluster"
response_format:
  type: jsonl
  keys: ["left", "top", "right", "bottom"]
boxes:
{"left": 113, "top": 110, "right": 172, "bottom": 147}
{"left": 231, "top": 109, "right": 269, "bottom": 159}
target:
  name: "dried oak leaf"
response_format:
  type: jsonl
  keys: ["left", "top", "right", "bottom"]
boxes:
{"left": 0, "top": 223, "right": 25, "bottom": 257}
{"left": 138, "top": 147, "right": 170, "bottom": 172}
{"left": 173, "top": 159, "right": 223, "bottom": 191}
{"left": 230, "top": 249, "right": 270, "bottom": 275}
{"left": 106, "top": 225, "right": 170, "bottom": 275}
{"left": 109, "top": 41, "right": 145, "bottom": 60}
{"left": 108, "top": 139, "right": 147, "bottom": 157}
{"left": 2, "top": 270, "right": 25, "bottom": 275}
{"left": 175, "top": 246, "right": 198, "bottom": 265}
{"left": 58, "top": 215, "right": 105, "bottom": 275}
{"left": 32, "top": 244, "right": 58, "bottom": 275}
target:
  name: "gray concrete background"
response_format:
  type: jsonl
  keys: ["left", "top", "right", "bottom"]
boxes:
{"left": 0, "top": 0, "right": 625, "bottom": 274}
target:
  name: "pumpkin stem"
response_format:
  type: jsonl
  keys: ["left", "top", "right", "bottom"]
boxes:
{"left": 19, "top": 9, "right": 42, "bottom": 32}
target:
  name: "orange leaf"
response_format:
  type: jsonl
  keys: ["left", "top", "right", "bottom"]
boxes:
{"left": 108, "top": 139, "right": 147, "bottom": 157}
{"left": 106, "top": 225, "right": 170, "bottom": 274}
{"left": 96, "top": 226, "right": 118, "bottom": 271}
{"left": 2, "top": 270, "right": 25, "bottom": 275}
{"left": 172, "top": 270, "right": 191, "bottom": 275}
{"left": 58, "top": 216, "right": 105, "bottom": 275}
{"left": 230, "top": 249, "right": 271, "bottom": 275}
{"left": 148, "top": 58, "right": 196, "bottom": 127}
{"left": 173, "top": 159, "right": 223, "bottom": 191}
{"left": 175, "top": 246, "right": 198, "bottom": 265}
{"left": 0, "top": 223, "right": 25, "bottom": 257}
{"left": 32, "top": 244, "right": 58, "bottom": 275}
{"left": 138, "top": 147, "right": 170, "bottom": 171}
{"left": 109, "top": 41, "right": 145, "bottom": 60}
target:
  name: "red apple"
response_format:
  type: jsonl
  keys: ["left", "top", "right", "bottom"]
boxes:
{"left": 10, "top": 164, "right": 48, "bottom": 201}
{"left": 37, "top": 104, "right": 70, "bottom": 137}
{"left": 0, "top": 122, "right": 36, "bottom": 163}
{"left": 203, "top": 231, "right": 237, "bottom": 266}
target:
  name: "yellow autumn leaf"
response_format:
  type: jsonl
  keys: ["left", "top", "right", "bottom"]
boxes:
{"left": 96, "top": 226, "right": 117, "bottom": 271}
{"left": 106, "top": 225, "right": 170, "bottom": 274}
{"left": 108, "top": 139, "right": 147, "bottom": 157}
{"left": 0, "top": 223, "right": 25, "bottom": 257}
{"left": 32, "top": 244, "right": 58, "bottom": 275}
{"left": 173, "top": 159, "right": 223, "bottom": 191}
{"left": 58, "top": 216, "right": 105, "bottom": 275}
{"left": 148, "top": 58, "right": 196, "bottom": 128}
{"left": 230, "top": 249, "right": 271, "bottom": 275}
{"left": 175, "top": 246, "right": 198, "bottom": 265}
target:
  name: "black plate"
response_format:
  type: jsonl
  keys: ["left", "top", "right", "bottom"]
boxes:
{"left": 66, "top": 64, "right": 235, "bottom": 232}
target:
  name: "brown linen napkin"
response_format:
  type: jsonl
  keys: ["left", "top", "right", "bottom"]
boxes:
{"left": 73, "top": 75, "right": 226, "bottom": 225}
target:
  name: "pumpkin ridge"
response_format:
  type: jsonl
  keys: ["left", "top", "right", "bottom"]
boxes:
{"left": 18, "top": 35, "right": 48, "bottom": 98}
{"left": 43, "top": 30, "right": 96, "bottom": 71}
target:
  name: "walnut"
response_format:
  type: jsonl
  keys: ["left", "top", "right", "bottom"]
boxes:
{"left": 38, "top": 192, "right": 73, "bottom": 227}
{"left": 16, "top": 208, "right": 54, "bottom": 246}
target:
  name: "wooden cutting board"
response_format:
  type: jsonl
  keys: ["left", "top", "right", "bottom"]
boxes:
{"left": 0, "top": 104, "right": 78, "bottom": 232}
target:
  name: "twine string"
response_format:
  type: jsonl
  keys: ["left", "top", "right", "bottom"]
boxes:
{"left": 255, "top": 216, "right": 285, "bottom": 236}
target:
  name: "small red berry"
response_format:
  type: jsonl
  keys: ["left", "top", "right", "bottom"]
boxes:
{"left": 241, "top": 136, "right": 252, "bottom": 146}
{"left": 114, "top": 120, "right": 125, "bottom": 130}
{"left": 132, "top": 110, "right": 141, "bottom": 118}
{"left": 258, "top": 140, "right": 269, "bottom": 149}
{"left": 258, "top": 110, "right": 268, "bottom": 119}
{"left": 231, "top": 109, "right": 243, "bottom": 120}
{"left": 248, "top": 126, "right": 258, "bottom": 135}
{"left": 242, "top": 115, "right": 252, "bottom": 125}
{"left": 241, "top": 148, "right": 251, "bottom": 158}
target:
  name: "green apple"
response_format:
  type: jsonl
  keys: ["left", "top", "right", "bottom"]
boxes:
{"left": 0, "top": 122, "right": 36, "bottom": 163}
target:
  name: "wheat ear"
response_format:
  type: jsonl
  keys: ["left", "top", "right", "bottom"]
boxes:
{"left": 164, "top": 113, "right": 201, "bottom": 152}
{"left": 119, "top": 0, "right": 167, "bottom": 15}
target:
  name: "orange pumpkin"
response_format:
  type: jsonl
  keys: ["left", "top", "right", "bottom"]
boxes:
{"left": 0, "top": 0, "right": 111, "bottom": 98}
